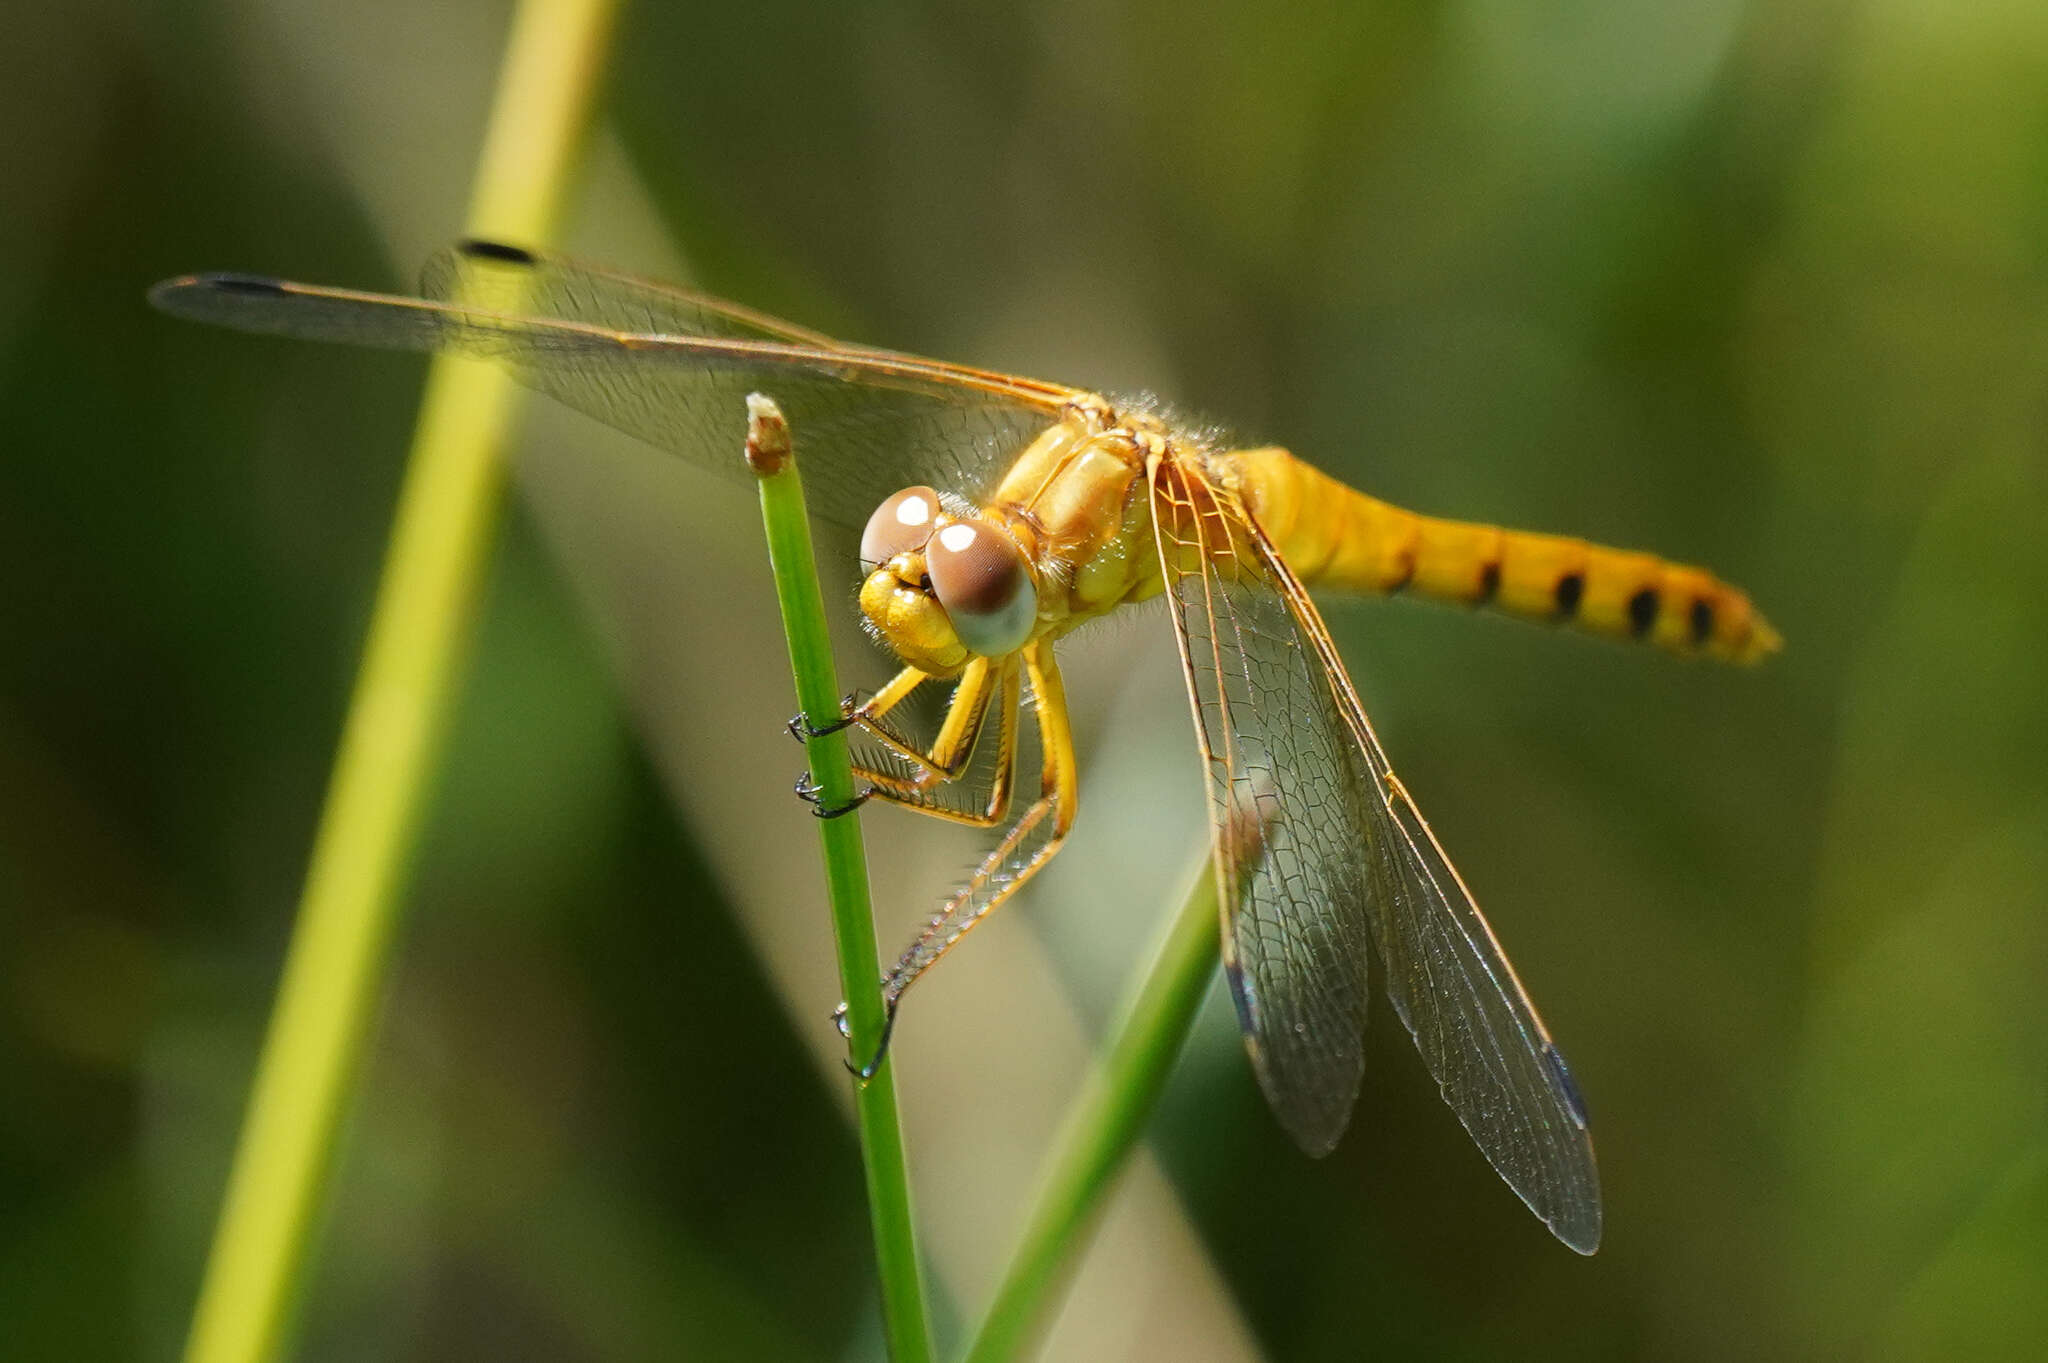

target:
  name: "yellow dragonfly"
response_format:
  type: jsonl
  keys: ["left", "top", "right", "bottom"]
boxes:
{"left": 151, "top": 240, "right": 1779, "bottom": 1254}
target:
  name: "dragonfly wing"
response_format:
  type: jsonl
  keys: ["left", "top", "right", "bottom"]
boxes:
{"left": 1149, "top": 453, "right": 1376, "bottom": 1154}
{"left": 1150, "top": 451, "right": 1602, "bottom": 1253}
{"left": 149, "top": 268, "right": 1075, "bottom": 531}
{"left": 418, "top": 240, "right": 846, "bottom": 347}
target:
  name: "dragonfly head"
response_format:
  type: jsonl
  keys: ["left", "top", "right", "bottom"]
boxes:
{"left": 859, "top": 487, "right": 1040, "bottom": 672}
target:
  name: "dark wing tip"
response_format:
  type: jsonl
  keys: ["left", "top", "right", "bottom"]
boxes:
{"left": 209, "top": 273, "right": 290, "bottom": 296}
{"left": 1538, "top": 1043, "right": 1602, "bottom": 1253}
{"left": 1541, "top": 1043, "right": 1591, "bottom": 1131}
{"left": 456, "top": 237, "right": 538, "bottom": 266}
{"left": 148, "top": 272, "right": 287, "bottom": 313}
{"left": 1217, "top": 898, "right": 1359, "bottom": 1158}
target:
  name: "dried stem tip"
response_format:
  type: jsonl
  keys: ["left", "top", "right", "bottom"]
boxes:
{"left": 745, "top": 392, "right": 793, "bottom": 476}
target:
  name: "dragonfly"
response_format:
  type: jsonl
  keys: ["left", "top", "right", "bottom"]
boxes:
{"left": 151, "top": 239, "right": 1779, "bottom": 1254}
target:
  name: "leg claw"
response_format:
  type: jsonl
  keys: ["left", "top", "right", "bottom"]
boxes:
{"left": 795, "top": 771, "right": 873, "bottom": 818}
{"left": 831, "top": 996, "right": 900, "bottom": 1081}
{"left": 787, "top": 692, "right": 863, "bottom": 741}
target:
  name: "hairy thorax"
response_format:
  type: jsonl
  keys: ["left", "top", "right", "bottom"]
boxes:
{"left": 985, "top": 401, "right": 1173, "bottom": 645}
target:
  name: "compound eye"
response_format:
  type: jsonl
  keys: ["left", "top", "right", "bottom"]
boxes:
{"left": 927, "top": 520, "right": 1038, "bottom": 656}
{"left": 861, "top": 486, "right": 943, "bottom": 568}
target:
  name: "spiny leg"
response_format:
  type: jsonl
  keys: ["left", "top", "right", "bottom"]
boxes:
{"left": 812, "top": 658, "right": 1020, "bottom": 1067}
{"left": 853, "top": 660, "right": 1021, "bottom": 827}
{"left": 795, "top": 659, "right": 998, "bottom": 785}
{"left": 792, "top": 770, "right": 873, "bottom": 820}
{"left": 788, "top": 663, "right": 925, "bottom": 741}
{"left": 846, "top": 642, "right": 1079, "bottom": 1078}
{"left": 794, "top": 658, "right": 1015, "bottom": 821}
{"left": 791, "top": 664, "right": 934, "bottom": 816}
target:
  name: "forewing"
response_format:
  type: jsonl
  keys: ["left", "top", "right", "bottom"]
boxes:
{"left": 1150, "top": 450, "right": 1602, "bottom": 1253}
{"left": 149, "top": 265, "right": 1075, "bottom": 530}
{"left": 418, "top": 240, "right": 845, "bottom": 347}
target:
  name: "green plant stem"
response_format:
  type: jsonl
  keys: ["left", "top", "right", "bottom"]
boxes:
{"left": 746, "top": 395, "right": 935, "bottom": 1363}
{"left": 181, "top": 4, "right": 620, "bottom": 1362}
{"left": 962, "top": 854, "right": 1222, "bottom": 1363}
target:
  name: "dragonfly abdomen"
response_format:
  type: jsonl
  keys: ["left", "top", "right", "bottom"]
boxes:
{"left": 1224, "top": 446, "right": 1780, "bottom": 663}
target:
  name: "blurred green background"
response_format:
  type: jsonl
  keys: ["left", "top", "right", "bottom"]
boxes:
{"left": 5, "top": 0, "right": 2045, "bottom": 1358}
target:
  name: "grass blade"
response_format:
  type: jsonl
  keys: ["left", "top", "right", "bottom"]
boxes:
{"left": 963, "top": 854, "right": 1222, "bottom": 1363}
{"left": 180, "top": 3, "right": 622, "bottom": 1360}
{"left": 747, "top": 394, "right": 936, "bottom": 1363}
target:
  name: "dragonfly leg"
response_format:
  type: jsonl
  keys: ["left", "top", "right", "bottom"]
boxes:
{"left": 849, "top": 658, "right": 999, "bottom": 783}
{"left": 851, "top": 660, "right": 1020, "bottom": 827}
{"left": 819, "top": 652, "right": 1051, "bottom": 1075}
{"left": 786, "top": 664, "right": 926, "bottom": 742}
{"left": 790, "top": 663, "right": 960, "bottom": 819}
{"left": 787, "top": 694, "right": 862, "bottom": 740}
{"left": 871, "top": 643, "right": 1078, "bottom": 1013}
{"left": 793, "top": 658, "right": 1013, "bottom": 825}
{"left": 831, "top": 997, "right": 902, "bottom": 1081}
{"left": 793, "top": 771, "right": 875, "bottom": 818}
